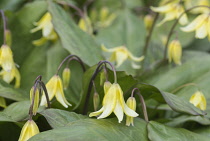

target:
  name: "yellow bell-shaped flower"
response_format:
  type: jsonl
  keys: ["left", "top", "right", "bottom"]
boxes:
{"left": 40, "top": 75, "right": 72, "bottom": 108}
{"left": 78, "top": 15, "right": 93, "bottom": 34}
{"left": 89, "top": 83, "right": 139, "bottom": 123}
{"left": 0, "top": 44, "right": 14, "bottom": 72}
{"left": 189, "top": 91, "right": 206, "bottom": 111}
{"left": 18, "top": 120, "right": 40, "bottom": 141}
{"left": 151, "top": 0, "right": 188, "bottom": 25}
{"left": 62, "top": 68, "right": 71, "bottom": 90}
{"left": 181, "top": 13, "right": 210, "bottom": 40}
{"left": 31, "top": 12, "right": 58, "bottom": 46}
{"left": 30, "top": 86, "right": 39, "bottom": 115}
{"left": 0, "top": 64, "right": 21, "bottom": 88}
{"left": 168, "top": 40, "right": 182, "bottom": 65}
{"left": 144, "top": 14, "right": 154, "bottom": 32}
{"left": 126, "top": 97, "right": 137, "bottom": 126}
{"left": 102, "top": 45, "right": 144, "bottom": 68}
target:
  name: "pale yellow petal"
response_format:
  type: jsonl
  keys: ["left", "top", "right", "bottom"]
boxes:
{"left": 181, "top": 14, "right": 208, "bottom": 32}
{"left": 89, "top": 107, "right": 104, "bottom": 117}
{"left": 128, "top": 52, "right": 144, "bottom": 62}
{"left": 98, "top": 84, "right": 117, "bottom": 119}
{"left": 14, "top": 67, "right": 21, "bottom": 88}
{"left": 55, "top": 76, "right": 72, "bottom": 108}
{"left": 115, "top": 51, "right": 128, "bottom": 67}
{"left": 114, "top": 100, "right": 124, "bottom": 123}
{"left": 195, "top": 22, "right": 208, "bottom": 39}
{"left": 42, "top": 23, "right": 53, "bottom": 37}
{"left": 158, "top": 12, "right": 176, "bottom": 26}
{"left": 101, "top": 44, "right": 117, "bottom": 52}
{"left": 190, "top": 92, "right": 202, "bottom": 107}
{"left": 150, "top": 5, "right": 173, "bottom": 13}
{"left": 32, "top": 37, "right": 47, "bottom": 46}
{"left": 199, "top": 93, "right": 207, "bottom": 110}
{"left": 123, "top": 103, "right": 139, "bottom": 117}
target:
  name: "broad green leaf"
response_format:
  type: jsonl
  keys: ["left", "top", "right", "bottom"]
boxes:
{"left": 0, "top": 0, "right": 25, "bottom": 11}
{"left": 137, "top": 83, "right": 205, "bottom": 115}
{"left": 166, "top": 115, "right": 210, "bottom": 127}
{"left": 145, "top": 52, "right": 210, "bottom": 92}
{"left": 29, "top": 118, "right": 148, "bottom": 141}
{"left": 48, "top": 2, "right": 103, "bottom": 66}
{"left": 0, "top": 80, "right": 28, "bottom": 101}
{"left": 0, "top": 101, "right": 30, "bottom": 122}
{"left": 194, "top": 127, "right": 210, "bottom": 137}
{"left": 40, "top": 109, "right": 87, "bottom": 128}
{"left": 147, "top": 121, "right": 209, "bottom": 141}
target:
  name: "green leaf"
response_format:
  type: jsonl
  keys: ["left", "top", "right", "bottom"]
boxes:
{"left": 0, "top": 101, "right": 30, "bottom": 122}
{"left": 137, "top": 83, "right": 205, "bottom": 116}
{"left": 48, "top": 2, "right": 103, "bottom": 66}
{"left": 147, "top": 121, "right": 209, "bottom": 141}
{"left": 166, "top": 115, "right": 210, "bottom": 127}
{"left": 0, "top": 80, "right": 28, "bottom": 101}
{"left": 40, "top": 109, "right": 87, "bottom": 128}
{"left": 29, "top": 117, "right": 148, "bottom": 141}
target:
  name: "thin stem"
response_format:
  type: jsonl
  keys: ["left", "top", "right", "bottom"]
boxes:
{"left": 38, "top": 81, "right": 51, "bottom": 108}
{"left": 34, "top": 75, "right": 42, "bottom": 84}
{"left": 131, "top": 88, "right": 149, "bottom": 122}
{"left": 163, "top": 5, "right": 210, "bottom": 60}
{"left": 143, "top": 13, "right": 159, "bottom": 56}
{"left": 171, "top": 83, "right": 199, "bottom": 94}
{"left": 82, "top": 60, "right": 117, "bottom": 115}
{"left": 0, "top": 10, "right": 7, "bottom": 45}
{"left": 57, "top": 1, "right": 84, "bottom": 18}
{"left": 56, "top": 55, "right": 86, "bottom": 75}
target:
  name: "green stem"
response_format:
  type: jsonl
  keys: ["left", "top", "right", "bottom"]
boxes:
{"left": 0, "top": 10, "right": 7, "bottom": 45}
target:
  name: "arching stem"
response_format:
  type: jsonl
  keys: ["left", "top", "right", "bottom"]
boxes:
{"left": 131, "top": 88, "right": 149, "bottom": 122}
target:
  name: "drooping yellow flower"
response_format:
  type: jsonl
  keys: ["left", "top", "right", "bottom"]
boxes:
{"left": 102, "top": 45, "right": 144, "bottom": 68}
{"left": 89, "top": 83, "right": 139, "bottom": 123}
{"left": 0, "top": 44, "right": 14, "bottom": 72}
{"left": 181, "top": 13, "right": 210, "bottom": 40}
{"left": 90, "top": 7, "right": 116, "bottom": 29}
{"left": 30, "top": 86, "right": 39, "bottom": 115}
{"left": 78, "top": 15, "right": 93, "bottom": 34}
{"left": 126, "top": 97, "right": 137, "bottom": 126}
{"left": 144, "top": 14, "right": 154, "bottom": 32}
{"left": 0, "top": 64, "right": 21, "bottom": 88}
{"left": 40, "top": 75, "right": 72, "bottom": 108}
{"left": 151, "top": 0, "right": 188, "bottom": 25}
{"left": 189, "top": 91, "right": 206, "bottom": 110}
{"left": 62, "top": 68, "right": 71, "bottom": 90}
{"left": 168, "top": 40, "right": 182, "bottom": 65}
{"left": 18, "top": 120, "right": 40, "bottom": 141}
{"left": 185, "top": 0, "right": 209, "bottom": 14}
{"left": 31, "top": 12, "right": 57, "bottom": 46}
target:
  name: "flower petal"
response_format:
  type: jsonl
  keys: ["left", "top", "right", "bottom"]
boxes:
{"left": 114, "top": 100, "right": 124, "bottom": 123}
{"left": 124, "top": 103, "right": 139, "bottom": 117}
{"left": 89, "top": 107, "right": 104, "bottom": 117}
{"left": 98, "top": 84, "right": 117, "bottom": 119}
{"left": 115, "top": 51, "right": 128, "bottom": 67}
{"left": 195, "top": 22, "right": 207, "bottom": 39}
{"left": 150, "top": 5, "right": 172, "bottom": 13}
{"left": 181, "top": 14, "right": 208, "bottom": 32}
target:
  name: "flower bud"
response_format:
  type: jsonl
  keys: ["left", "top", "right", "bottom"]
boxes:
{"left": 18, "top": 120, "right": 40, "bottom": 141}
{"left": 30, "top": 86, "right": 39, "bottom": 115}
{"left": 93, "top": 92, "right": 100, "bottom": 111}
{"left": 0, "top": 45, "right": 14, "bottom": 72}
{"left": 189, "top": 91, "right": 206, "bottom": 111}
{"left": 126, "top": 97, "right": 137, "bottom": 126}
{"left": 5, "top": 29, "right": 12, "bottom": 47}
{"left": 144, "top": 14, "right": 154, "bottom": 32}
{"left": 62, "top": 68, "right": 71, "bottom": 90}
{"left": 168, "top": 40, "right": 182, "bottom": 65}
